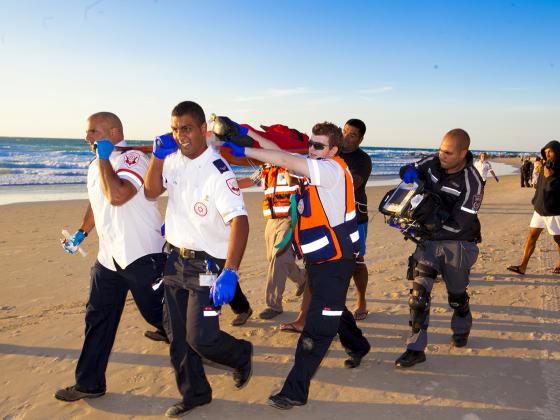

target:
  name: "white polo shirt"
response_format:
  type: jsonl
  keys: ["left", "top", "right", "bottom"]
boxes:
{"left": 306, "top": 158, "right": 348, "bottom": 227}
{"left": 474, "top": 160, "right": 493, "bottom": 181}
{"left": 162, "top": 146, "right": 247, "bottom": 259}
{"left": 87, "top": 141, "right": 165, "bottom": 270}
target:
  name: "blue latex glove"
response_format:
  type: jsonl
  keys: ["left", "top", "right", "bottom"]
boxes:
{"left": 223, "top": 141, "right": 246, "bottom": 158}
{"left": 402, "top": 166, "right": 418, "bottom": 184}
{"left": 210, "top": 269, "right": 238, "bottom": 306}
{"left": 94, "top": 140, "right": 114, "bottom": 160}
{"left": 63, "top": 229, "right": 86, "bottom": 254}
{"left": 153, "top": 134, "right": 178, "bottom": 160}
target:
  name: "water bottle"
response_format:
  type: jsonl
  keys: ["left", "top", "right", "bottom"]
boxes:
{"left": 61, "top": 229, "right": 88, "bottom": 257}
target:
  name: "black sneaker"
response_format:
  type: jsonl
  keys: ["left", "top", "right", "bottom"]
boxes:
{"left": 231, "top": 308, "right": 253, "bottom": 326}
{"left": 54, "top": 385, "right": 105, "bottom": 402}
{"left": 268, "top": 393, "right": 306, "bottom": 410}
{"left": 344, "top": 344, "right": 371, "bottom": 369}
{"left": 451, "top": 333, "right": 469, "bottom": 348}
{"left": 394, "top": 349, "right": 426, "bottom": 368}
{"left": 144, "top": 329, "right": 169, "bottom": 343}
{"left": 165, "top": 400, "right": 210, "bottom": 418}
{"left": 233, "top": 340, "right": 253, "bottom": 388}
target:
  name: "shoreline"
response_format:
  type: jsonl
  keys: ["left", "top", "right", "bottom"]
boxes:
{"left": 0, "top": 158, "right": 520, "bottom": 206}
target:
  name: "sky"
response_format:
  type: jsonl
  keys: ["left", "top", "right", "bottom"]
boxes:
{"left": 0, "top": 0, "right": 558, "bottom": 151}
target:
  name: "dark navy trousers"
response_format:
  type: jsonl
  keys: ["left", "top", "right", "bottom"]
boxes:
{"left": 75, "top": 254, "right": 165, "bottom": 391}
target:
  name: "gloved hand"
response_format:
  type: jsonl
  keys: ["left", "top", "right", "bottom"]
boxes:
{"left": 94, "top": 140, "right": 115, "bottom": 160}
{"left": 63, "top": 229, "right": 87, "bottom": 254}
{"left": 402, "top": 166, "right": 418, "bottom": 184}
{"left": 153, "top": 134, "right": 178, "bottom": 160}
{"left": 213, "top": 116, "right": 255, "bottom": 146}
{"left": 210, "top": 269, "right": 238, "bottom": 306}
{"left": 223, "top": 141, "right": 246, "bottom": 158}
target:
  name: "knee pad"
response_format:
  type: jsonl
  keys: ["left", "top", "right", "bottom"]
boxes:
{"left": 448, "top": 291, "right": 470, "bottom": 317}
{"left": 408, "top": 283, "right": 431, "bottom": 332}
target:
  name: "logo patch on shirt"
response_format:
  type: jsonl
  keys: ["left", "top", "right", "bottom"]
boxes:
{"left": 473, "top": 194, "right": 483, "bottom": 211}
{"left": 124, "top": 152, "right": 140, "bottom": 167}
{"left": 212, "top": 159, "right": 229, "bottom": 174}
{"left": 194, "top": 202, "right": 208, "bottom": 216}
{"left": 226, "top": 178, "right": 240, "bottom": 196}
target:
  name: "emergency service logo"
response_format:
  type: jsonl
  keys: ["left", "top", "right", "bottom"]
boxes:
{"left": 226, "top": 178, "right": 241, "bottom": 196}
{"left": 124, "top": 152, "right": 140, "bottom": 167}
{"left": 194, "top": 202, "right": 208, "bottom": 216}
{"left": 473, "top": 194, "right": 483, "bottom": 212}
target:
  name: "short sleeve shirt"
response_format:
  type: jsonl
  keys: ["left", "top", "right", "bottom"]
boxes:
{"left": 87, "top": 141, "right": 165, "bottom": 270}
{"left": 162, "top": 147, "right": 247, "bottom": 259}
{"left": 474, "top": 160, "right": 493, "bottom": 181}
{"left": 306, "top": 158, "right": 347, "bottom": 227}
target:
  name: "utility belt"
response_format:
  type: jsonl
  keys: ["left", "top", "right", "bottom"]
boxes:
{"left": 164, "top": 242, "right": 207, "bottom": 260}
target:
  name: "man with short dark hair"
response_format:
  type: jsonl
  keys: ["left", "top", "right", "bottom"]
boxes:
{"left": 394, "top": 128, "right": 484, "bottom": 368}
{"left": 144, "top": 101, "right": 253, "bottom": 418}
{"left": 341, "top": 118, "right": 372, "bottom": 320}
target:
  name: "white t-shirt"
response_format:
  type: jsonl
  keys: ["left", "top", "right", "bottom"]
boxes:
{"left": 87, "top": 141, "right": 164, "bottom": 270}
{"left": 306, "top": 158, "right": 349, "bottom": 227}
{"left": 162, "top": 147, "right": 247, "bottom": 259}
{"left": 474, "top": 159, "right": 493, "bottom": 181}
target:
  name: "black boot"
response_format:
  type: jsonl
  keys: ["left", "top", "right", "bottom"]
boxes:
{"left": 395, "top": 349, "right": 426, "bottom": 368}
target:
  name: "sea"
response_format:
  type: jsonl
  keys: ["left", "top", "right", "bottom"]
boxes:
{"left": 0, "top": 136, "right": 521, "bottom": 206}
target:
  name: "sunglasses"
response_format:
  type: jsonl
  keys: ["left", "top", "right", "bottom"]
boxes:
{"left": 308, "top": 140, "right": 328, "bottom": 150}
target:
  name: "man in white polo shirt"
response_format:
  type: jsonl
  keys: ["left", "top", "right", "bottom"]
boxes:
{"left": 144, "top": 101, "right": 253, "bottom": 418}
{"left": 55, "top": 112, "right": 166, "bottom": 402}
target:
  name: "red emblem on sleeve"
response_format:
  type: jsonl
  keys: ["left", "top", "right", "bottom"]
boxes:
{"left": 226, "top": 178, "right": 240, "bottom": 196}
{"left": 124, "top": 152, "right": 140, "bottom": 167}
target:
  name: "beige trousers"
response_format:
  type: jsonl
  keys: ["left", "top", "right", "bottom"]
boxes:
{"left": 264, "top": 217, "right": 307, "bottom": 311}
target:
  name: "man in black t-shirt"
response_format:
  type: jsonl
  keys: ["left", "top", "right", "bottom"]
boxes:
{"left": 341, "top": 119, "right": 372, "bottom": 320}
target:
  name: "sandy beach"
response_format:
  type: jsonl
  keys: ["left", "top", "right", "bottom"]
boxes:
{"left": 1, "top": 159, "right": 559, "bottom": 419}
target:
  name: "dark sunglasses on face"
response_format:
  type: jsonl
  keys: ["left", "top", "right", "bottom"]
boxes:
{"left": 308, "top": 140, "right": 328, "bottom": 150}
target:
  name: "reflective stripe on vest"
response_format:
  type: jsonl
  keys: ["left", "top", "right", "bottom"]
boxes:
{"left": 293, "top": 156, "right": 359, "bottom": 264}
{"left": 261, "top": 166, "right": 297, "bottom": 219}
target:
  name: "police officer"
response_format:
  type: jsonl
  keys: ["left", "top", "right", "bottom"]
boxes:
{"left": 221, "top": 120, "right": 371, "bottom": 410}
{"left": 144, "top": 101, "right": 253, "bottom": 418}
{"left": 395, "top": 128, "right": 483, "bottom": 368}
{"left": 55, "top": 112, "right": 166, "bottom": 402}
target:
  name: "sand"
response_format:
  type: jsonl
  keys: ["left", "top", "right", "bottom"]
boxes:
{"left": 1, "top": 159, "right": 559, "bottom": 419}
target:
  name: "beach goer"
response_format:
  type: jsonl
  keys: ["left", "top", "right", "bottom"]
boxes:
{"left": 507, "top": 140, "right": 560, "bottom": 275}
{"left": 394, "top": 128, "right": 484, "bottom": 368}
{"left": 474, "top": 152, "right": 499, "bottom": 185}
{"left": 144, "top": 101, "right": 253, "bottom": 418}
{"left": 341, "top": 119, "right": 372, "bottom": 320}
{"left": 521, "top": 156, "right": 533, "bottom": 187}
{"left": 55, "top": 112, "right": 167, "bottom": 402}
{"left": 532, "top": 157, "right": 543, "bottom": 188}
{"left": 221, "top": 120, "right": 371, "bottom": 409}
{"left": 238, "top": 162, "right": 307, "bottom": 320}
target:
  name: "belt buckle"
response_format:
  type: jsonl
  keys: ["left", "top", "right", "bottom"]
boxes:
{"left": 179, "top": 248, "right": 196, "bottom": 259}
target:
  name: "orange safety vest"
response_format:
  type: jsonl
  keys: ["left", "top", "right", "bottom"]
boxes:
{"left": 293, "top": 156, "right": 359, "bottom": 264}
{"left": 261, "top": 165, "right": 299, "bottom": 219}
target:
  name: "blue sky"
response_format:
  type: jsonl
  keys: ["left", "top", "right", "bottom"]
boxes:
{"left": 0, "top": 0, "right": 558, "bottom": 151}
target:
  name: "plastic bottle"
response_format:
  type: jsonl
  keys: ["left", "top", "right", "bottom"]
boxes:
{"left": 61, "top": 229, "right": 88, "bottom": 257}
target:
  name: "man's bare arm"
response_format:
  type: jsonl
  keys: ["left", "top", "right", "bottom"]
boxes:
{"left": 144, "top": 156, "right": 166, "bottom": 199}
{"left": 98, "top": 160, "right": 137, "bottom": 206}
{"left": 224, "top": 215, "right": 249, "bottom": 271}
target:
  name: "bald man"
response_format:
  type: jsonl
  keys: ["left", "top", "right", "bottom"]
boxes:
{"left": 394, "top": 129, "right": 484, "bottom": 368}
{"left": 55, "top": 112, "right": 166, "bottom": 402}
